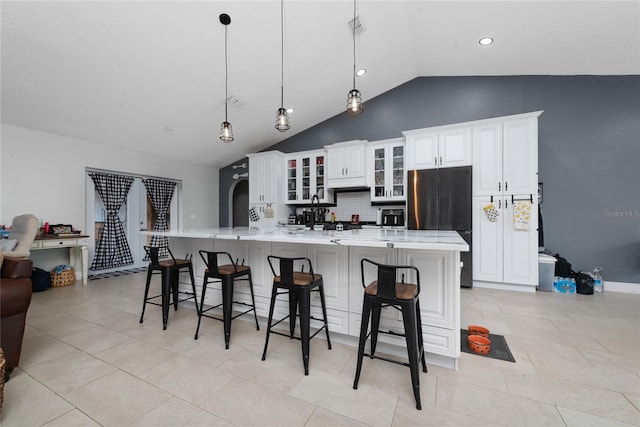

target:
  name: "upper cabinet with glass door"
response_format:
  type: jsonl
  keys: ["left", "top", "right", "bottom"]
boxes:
{"left": 368, "top": 138, "right": 406, "bottom": 202}
{"left": 285, "top": 149, "right": 332, "bottom": 204}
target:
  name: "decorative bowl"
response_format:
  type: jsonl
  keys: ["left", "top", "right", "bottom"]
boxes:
{"left": 468, "top": 335, "right": 491, "bottom": 354}
{"left": 468, "top": 325, "right": 490, "bottom": 339}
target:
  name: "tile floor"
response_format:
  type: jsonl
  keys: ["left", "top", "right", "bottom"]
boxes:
{"left": 2, "top": 273, "right": 639, "bottom": 426}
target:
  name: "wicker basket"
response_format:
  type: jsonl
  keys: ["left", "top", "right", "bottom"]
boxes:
{"left": 50, "top": 268, "right": 76, "bottom": 287}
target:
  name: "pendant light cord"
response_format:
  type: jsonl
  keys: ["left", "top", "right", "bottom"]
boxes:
{"left": 224, "top": 24, "right": 229, "bottom": 121}
{"left": 280, "top": 0, "right": 285, "bottom": 108}
{"left": 352, "top": 0, "right": 356, "bottom": 90}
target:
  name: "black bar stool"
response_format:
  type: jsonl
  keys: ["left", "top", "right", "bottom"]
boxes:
{"left": 262, "top": 256, "right": 331, "bottom": 375}
{"left": 194, "top": 251, "right": 260, "bottom": 349}
{"left": 140, "top": 246, "right": 199, "bottom": 330}
{"left": 353, "top": 258, "right": 428, "bottom": 410}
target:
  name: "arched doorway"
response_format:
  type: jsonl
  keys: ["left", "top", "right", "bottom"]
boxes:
{"left": 231, "top": 179, "right": 249, "bottom": 227}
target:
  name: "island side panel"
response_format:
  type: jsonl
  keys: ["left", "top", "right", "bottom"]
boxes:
{"left": 165, "top": 232, "right": 462, "bottom": 369}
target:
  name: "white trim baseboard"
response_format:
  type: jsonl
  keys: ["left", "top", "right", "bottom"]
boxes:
{"left": 473, "top": 280, "right": 640, "bottom": 294}
{"left": 602, "top": 281, "right": 640, "bottom": 294}
{"left": 473, "top": 281, "right": 537, "bottom": 293}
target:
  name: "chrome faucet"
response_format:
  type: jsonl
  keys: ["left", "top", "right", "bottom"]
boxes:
{"left": 310, "top": 194, "right": 320, "bottom": 230}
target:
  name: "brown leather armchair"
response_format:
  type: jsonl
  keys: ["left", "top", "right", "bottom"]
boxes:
{"left": 0, "top": 255, "right": 33, "bottom": 380}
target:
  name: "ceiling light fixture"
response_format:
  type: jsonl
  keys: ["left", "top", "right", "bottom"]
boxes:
{"left": 346, "top": 0, "right": 363, "bottom": 116}
{"left": 286, "top": 107, "right": 294, "bottom": 114}
{"left": 275, "top": 0, "right": 290, "bottom": 132}
{"left": 219, "top": 13, "right": 234, "bottom": 143}
{"left": 356, "top": 68, "right": 366, "bottom": 77}
{"left": 479, "top": 37, "right": 494, "bottom": 46}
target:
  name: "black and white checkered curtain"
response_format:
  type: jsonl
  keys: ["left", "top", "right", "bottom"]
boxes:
{"left": 142, "top": 178, "right": 176, "bottom": 258}
{"left": 89, "top": 172, "right": 135, "bottom": 270}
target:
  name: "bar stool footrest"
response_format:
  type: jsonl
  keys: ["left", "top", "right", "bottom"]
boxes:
{"left": 200, "top": 301, "right": 256, "bottom": 322}
{"left": 267, "top": 324, "right": 327, "bottom": 342}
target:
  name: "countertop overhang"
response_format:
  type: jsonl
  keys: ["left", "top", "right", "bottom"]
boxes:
{"left": 142, "top": 227, "right": 469, "bottom": 252}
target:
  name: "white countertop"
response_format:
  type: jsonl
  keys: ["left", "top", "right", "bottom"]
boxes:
{"left": 142, "top": 227, "right": 469, "bottom": 252}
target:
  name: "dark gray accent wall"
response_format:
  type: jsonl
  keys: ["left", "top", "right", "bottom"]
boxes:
{"left": 220, "top": 76, "right": 640, "bottom": 283}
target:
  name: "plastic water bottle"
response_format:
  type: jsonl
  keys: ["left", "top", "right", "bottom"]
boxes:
{"left": 592, "top": 267, "right": 603, "bottom": 292}
{"left": 554, "top": 277, "right": 576, "bottom": 293}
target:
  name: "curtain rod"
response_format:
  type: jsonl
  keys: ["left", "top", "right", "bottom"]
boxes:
{"left": 85, "top": 167, "right": 181, "bottom": 184}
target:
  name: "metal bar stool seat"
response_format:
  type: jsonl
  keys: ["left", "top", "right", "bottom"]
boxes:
{"left": 194, "top": 251, "right": 259, "bottom": 349}
{"left": 353, "top": 258, "right": 428, "bottom": 410}
{"left": 262, "top": 256, "right": 331, "bottom": 375}
{"left": 140, "top": 245, "right": 199, "bottom": 330}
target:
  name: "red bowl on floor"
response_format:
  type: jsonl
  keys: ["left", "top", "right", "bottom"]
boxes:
{"left": 468, "top": 335, "right": 491, "bottom": 354}
{"left": 468, "top": 325, "right": 490, "bottom": 339}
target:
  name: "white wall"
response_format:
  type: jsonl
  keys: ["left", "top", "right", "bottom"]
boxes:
{"left": 1, "top": 124, "right": 219, "bottom": 264}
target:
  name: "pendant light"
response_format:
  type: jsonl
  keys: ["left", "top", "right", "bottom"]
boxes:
{"left": 275, "top": 0, "right": 290, "bottom": 131}
{"left": 346, "top": 0, "right": 363, "bottom": 116}
{"left": 219, "top": 13, "right": 234, "bottom": 143}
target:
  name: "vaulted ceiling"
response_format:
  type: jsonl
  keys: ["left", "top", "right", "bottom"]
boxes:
{"left": 2, "top": 1, "right": 639, "bottom": 168}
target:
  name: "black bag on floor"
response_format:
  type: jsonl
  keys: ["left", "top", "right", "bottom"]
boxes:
{"left": 575, "top": 271, "right": 594, "bottom": 295}
{"left": 554, "top": 254, "right": 573, "bottom": 277}
{"left": 32, "top": 267, "right": 51, "bottom": 292}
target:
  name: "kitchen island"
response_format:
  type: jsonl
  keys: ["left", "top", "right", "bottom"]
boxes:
{"left": 143, "top": 227, "right": 468, "bottom": 369}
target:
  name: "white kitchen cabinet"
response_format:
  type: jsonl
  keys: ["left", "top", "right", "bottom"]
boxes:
{"left": 472, "top": 195, "right": 539, "bottom": 289}
{"left": 348, "top": 247, "right": 460, "bottom": 359}
{"left": 285, "top": 150, "right": 331, "bottom": 204}
{"left": 271, "top": 242, "right": 350, "bottom": 335}
{"left": 325, "top": 140, "right": 367, "bottom": 188}
{"left": 248, "top": 151, "right": 284, "bottom": 204}
{"left": 348, "top": 246, "right": 397, "bottom": 317}
{"left": 213, "top": 239, "right": 273, "bottom": 298}
{"left": 368, "top": 138, "right": 405, "bottom": 202}
{"left": 473, "top": 116, "right": 539, "bottom": 196}
{"left": 308, "top": 244, "right": 349, "bottom": 311}
{"left": 438, "top": 127, "right": 473, "bottom": 168}
{"left": 248, "top": 151, "right": 287, "bottom": 227}
{"left": 503, "top": 118, "right": 539, "bottom": 195}
{"left": 403, "top": 127, "right": 471, "bottom": 170}
{"left": 471, "top": 112, "right": 541, "bottom": 291}
{"left": 398, "top": 249, "right": 456, "bottom": 330}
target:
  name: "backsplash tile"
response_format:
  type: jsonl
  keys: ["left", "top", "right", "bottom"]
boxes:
{"left": 295, "top": 191, "right": 405, "bottom": 223}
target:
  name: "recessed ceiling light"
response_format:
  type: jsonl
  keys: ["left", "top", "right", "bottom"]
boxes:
{"left": 286, "top": 107, "right": 294, "bottom": 114}
{"left": 479, "top": 37, "right": 494, "bottom": 46}
{"left": 356, "top": 68, "right": 366, "bottom": 77}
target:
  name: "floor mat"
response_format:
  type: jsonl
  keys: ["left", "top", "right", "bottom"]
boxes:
{"left": 461, "top": 329, "right": 516, "bottom": 363}
{"left": 88, "top": 267, "right": 147, "bottom": 280}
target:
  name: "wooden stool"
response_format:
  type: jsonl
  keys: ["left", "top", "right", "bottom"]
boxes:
{"left": 353, "top": 258, "right": 428, "bottom": 410}
{"left": 261, "top": 256, "right": 331, "bottom": 375}
{"left": 194, "top": 251, "right": 259, "bottom": 349}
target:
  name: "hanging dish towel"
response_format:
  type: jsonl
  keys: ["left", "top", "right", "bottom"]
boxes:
{"left": 513, "top": 201, "right": 532, "bottom": 230}
{"left": 248, "top": 207, "right": 260, "bottom": 222}
{"left": 483, "top": 204, "right": 499, "bottom": 222}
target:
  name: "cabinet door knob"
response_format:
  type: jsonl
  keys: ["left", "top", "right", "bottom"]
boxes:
{"left": 440, "top": 156, "right": 443, "bottom": 165}
{"left": 505, "top": 181, "right": 508, "bottom": 191}
{"left": 498, "top": 182, "right": 501, "bottom": 192}
{"left": 435, "top": 157, "right": 437, "bottom": 166}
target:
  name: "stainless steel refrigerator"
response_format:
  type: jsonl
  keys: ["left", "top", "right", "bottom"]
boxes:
{"left": 407, "top": 166, "right": 473, "bottom": 287}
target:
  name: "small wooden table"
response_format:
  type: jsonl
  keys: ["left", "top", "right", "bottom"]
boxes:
{"left": 31, "top": 235, "right": 89, "bottom": 285}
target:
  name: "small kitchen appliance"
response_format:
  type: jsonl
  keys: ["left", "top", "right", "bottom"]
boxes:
{"left": 381, "top": 209, "right": 405, "bottom": 227}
